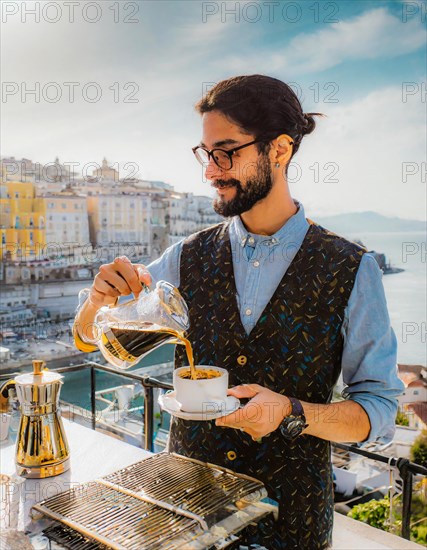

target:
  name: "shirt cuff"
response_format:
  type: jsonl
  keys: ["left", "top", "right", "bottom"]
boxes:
{"left": 348, "top": 394, "right": 398, "bottom": 446}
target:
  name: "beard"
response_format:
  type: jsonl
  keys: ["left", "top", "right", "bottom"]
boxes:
{"left": 212, "top": 153, "right": 274, "bottom": 217}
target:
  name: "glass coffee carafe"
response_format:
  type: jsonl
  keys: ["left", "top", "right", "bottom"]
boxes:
{"left": 94, "top": 281, "right": 190, "bottom": 369}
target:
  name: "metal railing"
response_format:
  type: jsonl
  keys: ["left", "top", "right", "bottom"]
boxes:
{"left": 54, "top": 360, "right": 173, "bottom": 452}
{"left": 334, "top": 442, "right": 427, "bottom": 540}
{"left": 2, "top": 360, "right": 426, "bottom": 541}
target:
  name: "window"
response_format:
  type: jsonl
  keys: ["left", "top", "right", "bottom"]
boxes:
{"left": 413, "top": 390, "right": 419, "bottom": 395}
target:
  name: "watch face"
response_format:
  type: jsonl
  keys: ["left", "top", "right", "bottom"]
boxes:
{"left": 281, "top": 416, "right": 305, "bottom": 439}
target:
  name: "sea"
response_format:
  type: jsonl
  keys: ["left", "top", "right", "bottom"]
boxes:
{"left": 56, "top": 230, "right": 427, "bottom": 413}
{"left": 344, "top": 231, "right": 426, "bottom": 367}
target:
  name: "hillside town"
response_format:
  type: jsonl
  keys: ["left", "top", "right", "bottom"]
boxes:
{"left": 0, "top": 156, "right": 221, "bottom": 338}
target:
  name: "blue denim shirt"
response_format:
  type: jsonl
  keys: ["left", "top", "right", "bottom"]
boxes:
{"left": 148, "top": 201, "right": 404, "bottom": 445}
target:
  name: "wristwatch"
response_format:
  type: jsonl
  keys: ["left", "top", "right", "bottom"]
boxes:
{"left": 279, "top": 397, "right": 308, "bottom": 440}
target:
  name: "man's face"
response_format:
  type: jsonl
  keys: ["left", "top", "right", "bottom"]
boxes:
{"left": 200, "top": 111, "right": 274, "bottom": 217}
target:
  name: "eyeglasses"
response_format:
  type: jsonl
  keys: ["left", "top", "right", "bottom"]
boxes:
{"left": 192, "top": 139, "right": 266, "bottom": 171}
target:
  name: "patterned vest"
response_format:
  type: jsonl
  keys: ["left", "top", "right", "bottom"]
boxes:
{"left": 169, "top": 220, "right": 365, "bottom": 549}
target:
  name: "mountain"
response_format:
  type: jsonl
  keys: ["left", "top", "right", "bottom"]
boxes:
{"left": 314, "top": 211, "right": 426, "bottom": 234}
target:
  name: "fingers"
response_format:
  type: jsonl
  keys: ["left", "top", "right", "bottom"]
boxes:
{"left": 134, "top": 264, "right": 152, "bottom": 287}
{"left": 216, "top": 408, "right": 245, "bottom": 428}
{"left": 227, "top": 384, "right": 262, "bottom": 399}
{"left": 94, "top": 256, "right": 148, "bottom": 298}
{"left": 93, "top": 274, "right": 122, "bottom": 296}
{"left": 215, "top": 414, "right": 259, "bottom": 439}
{"left": 112, "top": 256, "right": 145, "bottom": 296}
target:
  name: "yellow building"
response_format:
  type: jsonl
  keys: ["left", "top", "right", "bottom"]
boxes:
{"left": 0, "top": 181, "right": 45, "bottom": 261}
{"left": 0, "top": 182, "right": 90, "bottom": 262}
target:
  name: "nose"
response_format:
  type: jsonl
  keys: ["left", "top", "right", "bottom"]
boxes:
{"left": 205, "top": 157, "right": 226, "bottom": 182}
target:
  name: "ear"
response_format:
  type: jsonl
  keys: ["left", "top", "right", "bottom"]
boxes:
{"left": 271, "top": 134, "right": 294, "bottom": 166}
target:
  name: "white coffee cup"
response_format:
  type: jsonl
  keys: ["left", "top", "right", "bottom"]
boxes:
{"left": 173, "top": 365, "right": 228, "bottom": 413}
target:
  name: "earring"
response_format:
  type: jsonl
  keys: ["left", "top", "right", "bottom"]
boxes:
{"left": 275, "top": 162, "right": 280, "bottom": 168}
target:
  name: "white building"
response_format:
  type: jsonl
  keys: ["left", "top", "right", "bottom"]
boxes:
{"left": 397, "top": 364, "right": 427, "bottom": 430}
{"left": 167, "top": 192, "right": 221, "bottom": 245}
{"left": 87, "top": 192, "right": 152, "bottom": 258}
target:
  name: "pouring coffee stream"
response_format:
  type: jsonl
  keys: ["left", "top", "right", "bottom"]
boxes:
{"left": 94, "top": 280, "right": 197, "bottom": 378}
{"left": 103, "top": 325, "right": 196, "bottom": 378}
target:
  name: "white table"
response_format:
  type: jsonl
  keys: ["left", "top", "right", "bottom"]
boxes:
{"left": 1, "top": 420, "right": 422, "bottom": 549}
{"left": 0, "top": 418, "right": 151, "bottom": 534}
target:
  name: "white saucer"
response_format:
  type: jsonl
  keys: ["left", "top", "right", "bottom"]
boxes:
{"left": 158, "top": 391, "right": 240, "bottom": 421}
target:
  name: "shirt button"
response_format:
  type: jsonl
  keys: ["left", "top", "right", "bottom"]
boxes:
{"left": 237, "top": 355, "right": 247, "bottom": 366}
{"left": 245, "top": 308, "right": 252, "bottom": 316}
{"left": 248, "top": 237, "right": 255, "bottom": 244}
{"left": 271, "top": 238, "right": 277, "bottom": 243}
{"left": 227, "top": 450, "right": 237, "bottom": 461}
{"left": 253, "top": 260, "right": 260, "bottom": 268}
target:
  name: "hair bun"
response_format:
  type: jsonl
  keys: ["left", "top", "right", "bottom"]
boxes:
{"left": 301, "top": 112, "right": 324, "bottom": 136}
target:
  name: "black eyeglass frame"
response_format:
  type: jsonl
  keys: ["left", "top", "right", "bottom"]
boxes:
{"left": 192, "top": 139, "right": 267, "bottom": 170}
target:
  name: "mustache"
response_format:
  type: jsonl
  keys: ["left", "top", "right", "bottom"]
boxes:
{"left": 211, "top": 179, "right": 240, "bottom": 189}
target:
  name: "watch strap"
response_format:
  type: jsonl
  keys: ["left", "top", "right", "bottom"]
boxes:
{"left": 288, "top": 397, "right": 305, "bottom": 419}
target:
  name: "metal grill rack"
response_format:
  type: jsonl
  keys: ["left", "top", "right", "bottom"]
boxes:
{"left": 43, "top": 522, "right": 110, "bottom": 550}
{"left": 32, "top": 453, "right": 269, "bottom": 550}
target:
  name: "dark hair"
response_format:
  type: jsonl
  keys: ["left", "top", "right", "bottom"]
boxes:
{"left": 195, "top": 75, "right": 325, "bottom": 165}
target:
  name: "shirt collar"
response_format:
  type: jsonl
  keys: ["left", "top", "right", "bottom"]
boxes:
{"left": 231, "top": 199, "right": 309, "bottom": 247}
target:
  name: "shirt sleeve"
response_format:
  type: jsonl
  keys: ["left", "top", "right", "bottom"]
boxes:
{"left": 340, "top": 253, "right": 405, "bottom": 446}
{"left": 146, "top": 239, "right": 183, "bottom": 288}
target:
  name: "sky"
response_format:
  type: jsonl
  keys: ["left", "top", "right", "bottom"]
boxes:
{"left": 1, "top": 0, "right": 426, "bottom": 220}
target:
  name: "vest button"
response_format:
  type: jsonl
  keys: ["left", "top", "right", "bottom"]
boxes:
{"left": 227, "top": 450, "right": 237, "bottom": 461}
{"left": 237, "top": 355, "right": 247, "bottom": 366}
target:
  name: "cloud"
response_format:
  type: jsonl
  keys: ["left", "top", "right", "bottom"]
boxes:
{"left": 293, "top": 84, "right": 426, "bottom": 220}
{"left": 224, "top": 6, "right": 426, "bottom": 75}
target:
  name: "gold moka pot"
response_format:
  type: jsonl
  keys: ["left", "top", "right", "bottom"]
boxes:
{"left": 1, "top": 359, "right": 70, "bottom": 478}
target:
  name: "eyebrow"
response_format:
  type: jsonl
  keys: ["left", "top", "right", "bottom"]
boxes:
{"left": 199, "top": 138, "right": 240, "bottom": 148}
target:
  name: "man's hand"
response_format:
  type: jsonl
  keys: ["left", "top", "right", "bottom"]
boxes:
{"left": 215, "top": 384, "right": 291, "bottom": 440}
{"left": 89, "top": 256, "right": 152, "bottom": 308}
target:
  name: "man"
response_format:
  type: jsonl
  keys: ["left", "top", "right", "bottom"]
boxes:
{"left": 73, "top": 75, "right": 404, "bottom": 549}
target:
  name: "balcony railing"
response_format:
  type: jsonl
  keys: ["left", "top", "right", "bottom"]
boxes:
{"left": 2, "top": 360, "right": 426, "bottom": 542}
